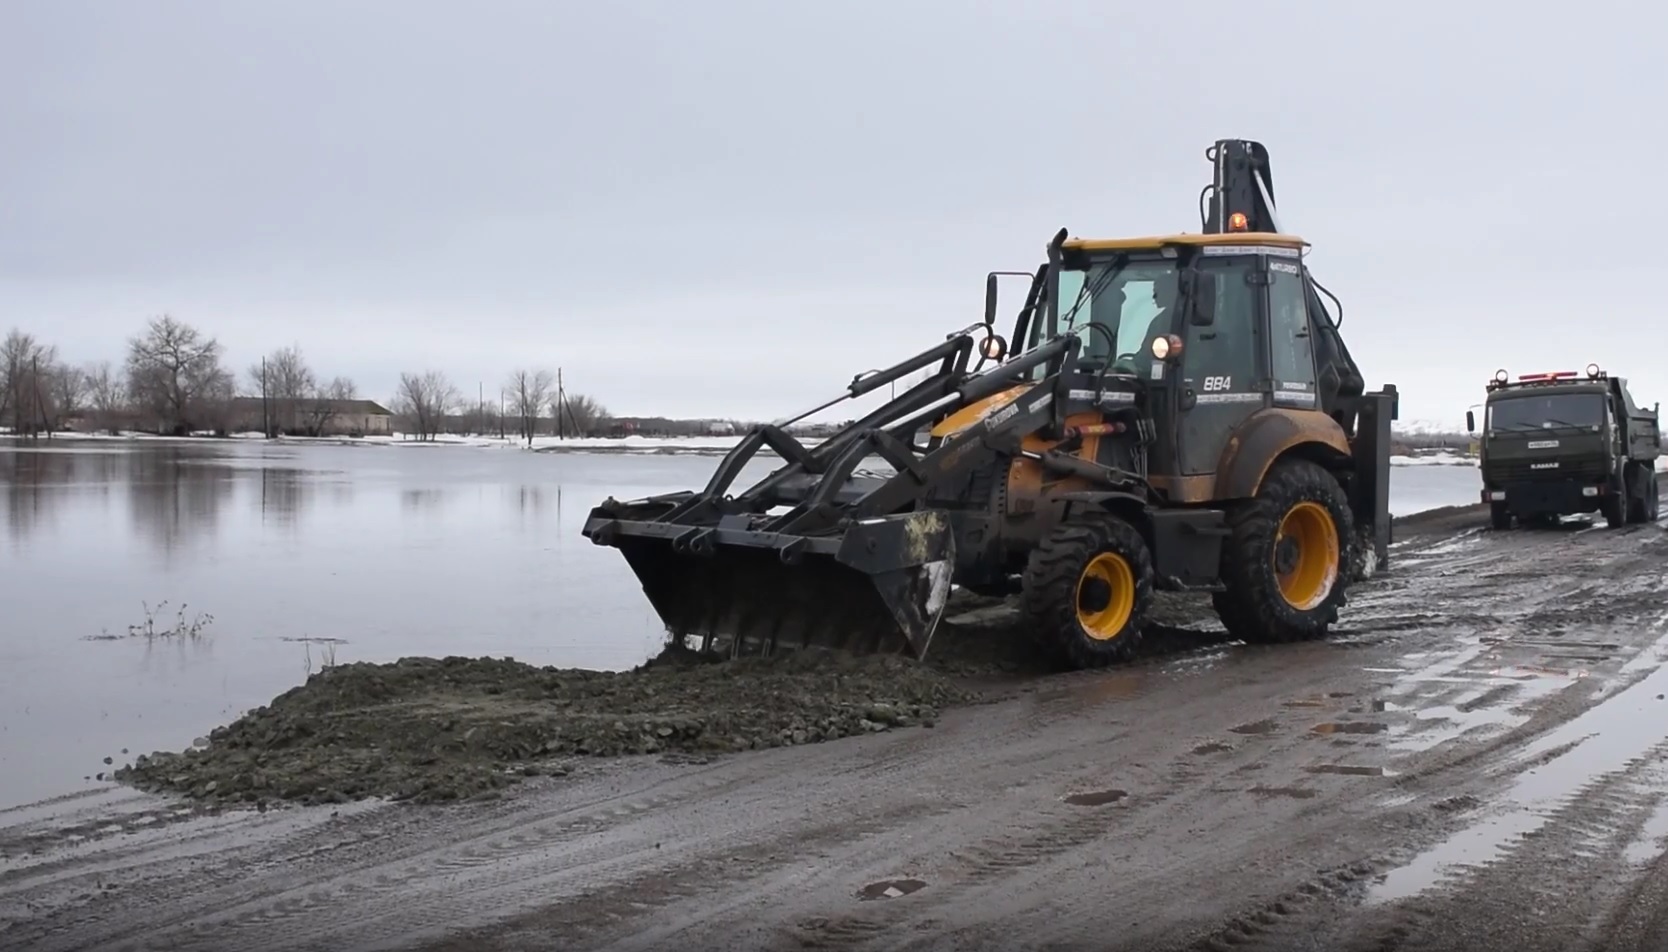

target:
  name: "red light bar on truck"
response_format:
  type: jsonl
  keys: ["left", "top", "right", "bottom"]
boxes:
{"left": 1517, "top": 371, "right": 1579, "bottom": 381}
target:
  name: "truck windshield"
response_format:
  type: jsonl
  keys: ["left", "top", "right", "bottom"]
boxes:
{"left": 1487, "top": 392, "right": 1605, "bottom": 431}
{"left": 1048, "top": 258, "right": 1179, "bottom": 374}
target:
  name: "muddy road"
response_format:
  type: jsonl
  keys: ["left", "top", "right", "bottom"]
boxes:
{"left": 4, "top": 501, "right": 1668, "bottom": 952}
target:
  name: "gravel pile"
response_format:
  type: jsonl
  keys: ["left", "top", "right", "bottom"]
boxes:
{"left": 115, "top": 647, "right": 977, "bottom": 807}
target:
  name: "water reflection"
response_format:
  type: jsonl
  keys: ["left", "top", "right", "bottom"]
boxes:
{"left": 402, "top": 487, "right": 447, "bottom": 511}
{"left": 125, "top": 447, "right": 239, "bottom": 556}
{"left": 0, "top": 441, "right": 354, "bottom": 554}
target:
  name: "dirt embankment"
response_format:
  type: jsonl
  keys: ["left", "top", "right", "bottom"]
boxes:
{"left": 115, "top": 649, "right": 976, "bottom": 807}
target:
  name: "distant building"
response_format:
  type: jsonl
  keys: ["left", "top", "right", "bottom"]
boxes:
{"left": 229, "top": 396, "right": 394, "bottom": 437}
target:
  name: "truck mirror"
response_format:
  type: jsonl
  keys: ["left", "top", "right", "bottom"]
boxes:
{"left": 1466, "top": 410, "right": 1475, "bottom": 433}
{"left": 1186, "top": 271, "right": 1217, "bottom": 326}
{"left": 983, "top": 273, "right": 999, "bottom": 326}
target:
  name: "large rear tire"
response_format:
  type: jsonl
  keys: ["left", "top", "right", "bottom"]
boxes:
{"left": 1212, "top": 457, "right": 1354, "bottom": 645}
{"left": 1022, "top": 512, "right": 1154, "bottom": 669}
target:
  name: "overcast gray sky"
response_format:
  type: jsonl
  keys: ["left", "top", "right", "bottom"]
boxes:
{"left": 3, "top": 0, "right": 1663, "bottom": 426}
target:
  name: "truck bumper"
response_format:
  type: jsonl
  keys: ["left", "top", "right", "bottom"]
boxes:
{"left": 1482, "top": 481, "right": 1606, "bottom": 516}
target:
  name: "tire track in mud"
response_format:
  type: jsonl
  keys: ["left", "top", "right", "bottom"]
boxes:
{"left": 806, "top": 518, "right": 1668, "bottom": 951}
{"left": 224, "top": 797, "right": 961, "bottom": 952}
{"left": 1151, "top": 521, "right": 1668, "bottom": 952}
{"left": 2, "top": 761, "right": 786, "bottom": 952}
{"left": 516, "top": 507, "right": 1648, "bottom": 952}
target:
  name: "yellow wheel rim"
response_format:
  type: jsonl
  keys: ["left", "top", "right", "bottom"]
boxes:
{"left": 1274, "top": 501, "right": 1340, "bottom": 610}
{"left": 1076, "top": 552, "right": 1136, "bottom": 640}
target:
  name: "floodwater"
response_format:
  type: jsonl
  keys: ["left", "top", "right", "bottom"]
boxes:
{"left": 0, "top": 438, "right": 1483, "bottom": 810}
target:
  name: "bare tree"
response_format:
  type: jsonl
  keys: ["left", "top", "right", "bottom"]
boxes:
{"left": 84, "top": 360, "right": 127, "bottom": 434}
{"left": 393, "top": 370, "right": 457, "bottom": 441}
{"left": 247, "top": 345, "right": 315, "bottom": 401}
{"left": 301, "top": 375, "right": 359, "bottom": 436}
{"left": 246, "top": 345, "right": 316, "bottom": 434}
{"left": 47, "top": 363, "right": 88, "bottom": 423}
{"left": 505, "top": 368, "right": 554, "bottom": 445}
{"left": 124, "top": 315, "right": 231, "bottom": 434}
{"left": 553, "top": 391, "right": 610, "bottom": 437}
{"left": 2, "top": 328, "right": 49, "bottom": 433}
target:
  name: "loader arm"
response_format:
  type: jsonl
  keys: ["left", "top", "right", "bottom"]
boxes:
{"left": 581, "top": 329, "right": 1086, "bottom": 660}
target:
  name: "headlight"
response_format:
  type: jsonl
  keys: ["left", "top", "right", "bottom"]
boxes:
{"left": 1151, "top": 334, "right": 1183, "bottom": 360}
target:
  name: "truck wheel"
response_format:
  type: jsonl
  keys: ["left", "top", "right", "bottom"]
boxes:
{"left": 1213, "top": 457, "right": 1354, "bottom": 645}
{"left": 1021, "top": 513, "right": 1153, "bottom": 669}
{"left": 1602, "top": 479, "right": 1628, "bottom": 528}
{"left": 1490, "top": 502, "right": 1512, "bottom": 530}
{"left": 1625, "top": 464, "right": 1650, "bottom": 524}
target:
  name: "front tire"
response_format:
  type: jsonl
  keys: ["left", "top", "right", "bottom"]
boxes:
{"left": 1490, "top": 501, "right": 1512, "bottom": 530}
{"left": 1602, "top": 475, "right": 1627, "bottom": 528}
{"left": 1213, "top": 458, "right": 1354, "bottom": 645}
{"left": 1021, "top": 513, "right": 1154, "bottom": 669}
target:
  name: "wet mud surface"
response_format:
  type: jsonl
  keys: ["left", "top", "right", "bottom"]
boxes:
{"left": 6, "top": 499, "right": 1668, "bottom": 952}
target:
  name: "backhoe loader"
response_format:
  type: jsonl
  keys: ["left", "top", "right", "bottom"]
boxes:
{"left": 582, "top": 138, "right": 1399, "bottom": 669}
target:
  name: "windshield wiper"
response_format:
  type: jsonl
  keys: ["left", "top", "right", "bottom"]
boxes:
{"left": 1059, "top": 256, "right": 1129, "bottom": 333}
{"left": 1498, "top": 418, "right": 1589, "bottom": 431}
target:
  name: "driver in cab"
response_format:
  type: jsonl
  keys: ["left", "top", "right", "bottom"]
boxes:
{"left": 1087, "top": 279, "right": 1173, "bottom": 378}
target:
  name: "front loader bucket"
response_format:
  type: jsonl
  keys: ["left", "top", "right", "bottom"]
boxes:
{"left": 585, "top": 506, "right": 958, "bottom": 660}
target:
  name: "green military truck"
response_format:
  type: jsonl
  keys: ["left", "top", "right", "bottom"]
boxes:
{"left": 1467, "top": 365, "right": 1661, "bottom": 530}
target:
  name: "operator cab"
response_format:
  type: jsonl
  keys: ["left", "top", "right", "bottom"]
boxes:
{"left": 1016, "top": 231, "right": 1320, "bottom": 474}
{"left": 1026, "top": 233, "right": 1312, "bottom": 373}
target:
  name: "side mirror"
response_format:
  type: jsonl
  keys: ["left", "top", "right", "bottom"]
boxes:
{"left": 1465, "top": 410, "right": 1476, "bottom": 433}
{"left": 1185, "top": 270, "right": 1217, "bottom": 326}
{"left": 983, "top": 273, "right": 999, "bottom": 326}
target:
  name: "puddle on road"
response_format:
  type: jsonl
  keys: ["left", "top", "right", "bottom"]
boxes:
{"left": 1307, "top": 764, "right": 1398, "bottom": 778}
{"left": 1230, "top": 719, "right": 1280, "bottom": 735}
{"left": 1624, "top": 788, "right": 1668, "bottom": 865}
{"left": 1192, "top": 742, "right": 1234, "bottom": 755}
{"left": 858, "top": 879, "right": 927, "bottom": 901}
{"left": 1311, "top": 722, "right": 1388, "bottom": 735}
{"left": 1250, "top": 785, "right": 1317, "bottom": 800}
{"left": 1376, "top": 658, "right": 1590, "bottom": 755}
{"left": 1367, "top": 633, "right": 1668, "bottom": 904}
{"left": 1061, "top": 789, "right": 1128, "bottom": 807}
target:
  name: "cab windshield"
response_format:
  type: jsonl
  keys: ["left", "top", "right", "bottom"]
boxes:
{"left": 1487, "top": 392, "right": 1606, "bottom": 431}
{"left": 1041, "top": 257, "right": 1180, "bottom": 375}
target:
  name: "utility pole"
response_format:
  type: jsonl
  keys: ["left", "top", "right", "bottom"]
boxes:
{"left": 556, "top": 367, "right": 565, "bottom": 440}
{"left": 261, "top": 356, "right": 270, "bottom": 438}
{"left": 29, "top": 354, "right": 41, "bottom": 440}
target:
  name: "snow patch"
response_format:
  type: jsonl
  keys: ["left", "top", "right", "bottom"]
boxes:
{"left": 1389, "top": 452, "right": 1477, "bottom": 468}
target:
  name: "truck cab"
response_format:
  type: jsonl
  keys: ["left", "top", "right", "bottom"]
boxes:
{"left": 1468, "top": 365, "right": 1661, "bottom": 529}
